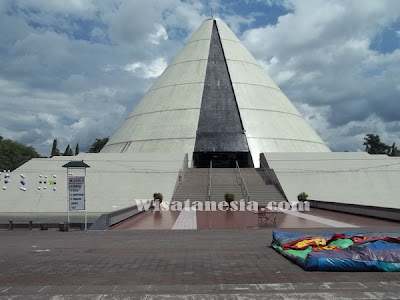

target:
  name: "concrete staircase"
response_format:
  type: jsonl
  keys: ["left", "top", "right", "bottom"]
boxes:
{"left": 172, "top": 169, "right": 209, "bottom": 203}
{"left": 172, "top": 168, "right": 287, "bottom": 207}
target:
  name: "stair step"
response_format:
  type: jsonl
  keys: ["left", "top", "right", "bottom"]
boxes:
{"left": 172, "top": 167, "right": 286, "bottom": 204}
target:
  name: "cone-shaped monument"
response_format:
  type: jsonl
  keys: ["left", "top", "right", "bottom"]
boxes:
{"left": 102, "top": 18, "right": 331, "bottom": 167}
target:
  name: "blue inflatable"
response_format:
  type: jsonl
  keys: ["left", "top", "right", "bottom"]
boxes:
{"left": 272, "top": 231, "right": 400, "bottom": 271}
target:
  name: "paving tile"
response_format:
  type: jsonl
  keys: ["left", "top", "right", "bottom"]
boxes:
{"left": 280, "top": 293, "right": 330, "bottom": 300}
{"left": 146, "top": 295, "right": 192, "bottom": 300}
{"left": 257, "top": 283, "right": 295, "bottom": 291}
{"left": 220, "top": 284, "right": 259, "bottom": 292}
{"left": 186, "top": 285, "right": 222, "bottom": 293}
{"left": 236, "top": 294, "right": 284, "bottom": 300}
{"left": 114, "top": 286, "right": 151, "bottom": 293}
{"left": 101, "top": 295, "right": 146, "bottom": 300}
{"left": 0, "top": 296, "right": 50, "bottom": 300}
{"left": 191, "top": 294, "right": 238, "bottom": 300}
{"left": 324, "top": 292, "right": 377, "bottom": 299}
{"left": 324, "top": 282, "right": 367, "bottom": 289}
{"left": 361, "top": 282, "right": 400, "bottom": 289}
{"left": 292, "top": 283, "right": 332, "bottom": 290}
{"left": 49, "top": 295, "right": 104, "bottom": 300}
{"left": 368, "top": 292, "right": 400, "bottom": 299}
{"left": 146, "top": 285, "right": 190, "bottom": 293}
{"left": 78, "top": 286, "right": 118, "bottom": 294}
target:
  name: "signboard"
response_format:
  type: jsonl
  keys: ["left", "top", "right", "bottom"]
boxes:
{"left": 68, "top": 176, "right": 85, "bottom": 211}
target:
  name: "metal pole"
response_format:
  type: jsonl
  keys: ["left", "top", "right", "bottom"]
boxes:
{"left": 84, "top": 167, "right": 87, "bottom": 230}
{"left": 67, "top": 167, "right": 70, "bottom": 223}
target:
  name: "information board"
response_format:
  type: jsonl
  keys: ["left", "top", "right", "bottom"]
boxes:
{"left": 68, "top": 176, "right": 85, "bottom": 211}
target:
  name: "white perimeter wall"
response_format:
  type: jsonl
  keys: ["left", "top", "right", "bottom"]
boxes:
{"left": 262, "top": 152, "right": 400, "bottom": 209}
{"left": 0, "top": 153, "right": 186, "bottom": 223}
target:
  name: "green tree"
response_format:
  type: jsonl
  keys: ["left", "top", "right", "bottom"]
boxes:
{"left": 88, "top": 137, "right": 109, "bottom": 153}
{"left": 75, "top": 143, "right": 80, "bottom": 155}
{"left": 63, "top": 144, "right": 74, "bottom": 156}
{"left": 0, "top": 137, "right": 41, "bottom": 171}
{"left": 50, "top": 139, "right": 60, "bottom": 157}
{"left": 388, "top": 142, "right": 399, "bottom": 157}
{"left": 363, "top": 134, "right": 389, "bottom": 154}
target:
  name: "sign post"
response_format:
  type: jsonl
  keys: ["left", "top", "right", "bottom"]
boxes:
{"left": 62, "top": 161, "right": 90, "bottom": 230}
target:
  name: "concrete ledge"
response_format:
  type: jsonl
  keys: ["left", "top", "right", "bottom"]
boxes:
{"left": 309, "top": 200, "right": 400, "bottom": 222}
{"left": 0, "top": 222, "right": 90, "bottom": 230}
{"left": 89, "top": 199, "right": 154, "bottom": 230}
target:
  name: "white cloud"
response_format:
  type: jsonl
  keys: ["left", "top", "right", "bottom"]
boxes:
{"left": 149, "top": 24, "right": 168, "bottom": 44}
{"left": 13, "top": 0, "right": 98, "bottom": 17}
{"left": 124, "top": 58, "right": 168, "bottom": 78}
{"left": 0, "top": 77, "right": 128, "bottom": 155}
{"left": 241, "top": 0, "right": 400, "bottom": 150}
{"left": 0, "top": 0, "right": 209, "bottom": 155}
{"left": 1, "top": 0, "right": 400, "bottom": 156}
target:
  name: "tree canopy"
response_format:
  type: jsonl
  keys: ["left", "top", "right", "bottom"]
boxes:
{"left": 0, "top": 136, "right": 41, "bottom": 171}
{"left": 363, "top": 134, "right": 399, "bottom": 156}
{"left": 50, "top": 139, "right": 60, "bottom": 157}
{"left": 63, "top": 144, "right": 74, "bottom": 156}
{"left": 88, "top": 138, "right": 109, "bottom": 153}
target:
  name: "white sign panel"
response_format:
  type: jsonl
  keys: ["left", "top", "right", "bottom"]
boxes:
{"left": 68, "top": 176, "right": 85, "bottom": 211}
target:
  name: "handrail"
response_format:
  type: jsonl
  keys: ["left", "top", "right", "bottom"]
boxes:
{"left": 236, "top": 161, "right": 250, "bottom": 202}
{"left": 207, "top": 160, "right": 212, "bottom": 201}
{"left": 259, "top": 160, "right": 288, "bottom": 202}
{"left": 259, "top": 160, "right": 271, "bottom": 182}
{"left": 172, "top": 153, "right": 189, "bottom": 198}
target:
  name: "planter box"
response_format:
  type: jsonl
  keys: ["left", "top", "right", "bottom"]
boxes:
{"left": 58, "top": 222, "right": 70, "bottom": 232}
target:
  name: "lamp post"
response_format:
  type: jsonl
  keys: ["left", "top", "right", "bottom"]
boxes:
{"left": 62, "top": 160, "right": 90, "bottom": 230}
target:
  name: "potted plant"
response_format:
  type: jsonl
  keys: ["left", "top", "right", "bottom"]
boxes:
{"left": 224, "top": 193, "right": 235, "bottom": 207}
{"left": 297, "top": 192, "right": 309, "bottom": 202}
{"left": 153, "top": 192, "right": 163, "bottom": 203}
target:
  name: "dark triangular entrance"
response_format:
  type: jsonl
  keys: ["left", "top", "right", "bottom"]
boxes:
{"left": 193, "top": 20, "right": 252, "bottom": 168}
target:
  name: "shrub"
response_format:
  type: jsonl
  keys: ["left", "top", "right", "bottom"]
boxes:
{"left": 224, "top": 193, "right": 235, "bottom": 201}
{"left": 297, "top": 192, "right": 309, "bottom": 201}
{"left": 153, "top": 193, "right": 163, "bottom": 201}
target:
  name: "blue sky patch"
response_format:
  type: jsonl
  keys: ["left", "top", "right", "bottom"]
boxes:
{"left": 370, "top": 19, "right": 400, "bottom": 54}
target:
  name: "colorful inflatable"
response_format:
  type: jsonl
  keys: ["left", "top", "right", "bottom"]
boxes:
{"left": 272, "top": 231, "right": 400, "bottom": 271}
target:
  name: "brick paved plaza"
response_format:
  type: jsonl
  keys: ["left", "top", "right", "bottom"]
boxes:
{"left": 1, "top": 227, "right": 400, "bottom": 299}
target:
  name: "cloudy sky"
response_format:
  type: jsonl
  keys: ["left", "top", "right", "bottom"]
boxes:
{"left": 1, "top": 0, "right": 400, "bottom": 156}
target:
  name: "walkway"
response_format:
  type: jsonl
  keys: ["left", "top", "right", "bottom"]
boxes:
{"left": 172, "top": 208, "right": 197, "bottom": 230}
{"left": 1, "top": 229, "right": 400, "bottom": 299}
{"left": 111, "top": 207, "right": 399, "bottom": 230}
